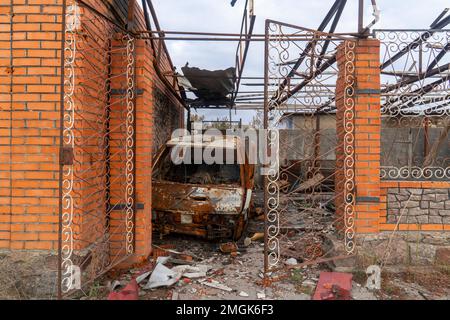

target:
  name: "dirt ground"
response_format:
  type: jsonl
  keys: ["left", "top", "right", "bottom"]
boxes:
{"left": 97, "top": 219, "right": 450, "bottom": 301}
{"left": 0, "top": 250, "right": 58, "bottom": 299}
{"left": 0, "top": 215, "right": 448, "bottom": 300}
{"left": 0, "top": 236, "right": 448, "bottom": 300}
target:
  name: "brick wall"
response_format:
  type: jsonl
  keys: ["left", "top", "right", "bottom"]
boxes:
{"left": 336, "top": 38, "right": 450, "bottom": 235}
{"left": 152, "top": 85, "right": 183, "bottom": 155}
{"left": 0, "top": 0, "right": 63, "bottom": 251}
{"left": 0, "top": 0, "right": 184, "bottom": 266}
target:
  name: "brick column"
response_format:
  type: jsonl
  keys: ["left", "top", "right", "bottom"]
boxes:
{"left": 336, "top": 38, "right": 381, "bottom": 234}
{"left": 108, "top": 38, "right": 153, "bottom": 266}
{"left": 132, "top": 39, "right": 153, "bottom": 262}
{"left": 353, "top": 39, "right": 381, "bottom": 233}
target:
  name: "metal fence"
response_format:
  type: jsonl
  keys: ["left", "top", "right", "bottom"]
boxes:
{"left": 376, "top": 29, "right": 450, "bottom": 181}
{"left": 262, "top": 20, "right": 356, "bottom": 277}
{"left": 58, "top": 0, "right": 136, "bottom": 297}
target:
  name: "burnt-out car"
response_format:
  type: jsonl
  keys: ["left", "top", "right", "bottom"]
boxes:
{"left": 152, "top": 135, "right": 254, "bottom": 240}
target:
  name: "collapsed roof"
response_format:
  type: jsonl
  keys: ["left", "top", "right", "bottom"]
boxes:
{"left": 181, "top": 65, "right": 236, "bottom": 108}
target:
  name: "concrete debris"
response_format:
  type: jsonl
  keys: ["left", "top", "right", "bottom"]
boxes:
{"left": 104, "top": 194, "right": 449, "bottom": 301}
{"left": 199, "top": 279, "right": 233, "bottom": 292}
{"left": 144, "top": 263, "right": 182, "bottom": 289}
{"left": 138, "top": 290, "right": 147, "bottom": 297}
{"left": 302, "top": 280, "right": 316, "bottom": 287}
{"left": 156, "top": 256, "right": 171, "bottom": 264}
{"left": 142, "top": 258, "right": 212, "bottom": 289}
{"left": 351, "top": 281, "right": 377, "bottom": 300}
{"left": 136, "top": 271, "right": 152, "bottom": 284}
{"left": 172, "top": 264, "right": 211, "bottom": 279}
{"left": 211, "top": 268, "right": 225, "bottom": 276}
{"left": 285, "top": 258, "right": 298, "bottom": 265}
{"left": 109, "top": 280, "right": 122, "bottom": 291}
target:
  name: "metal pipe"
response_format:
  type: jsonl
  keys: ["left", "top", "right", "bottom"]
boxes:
{"left": 135, "top": 36, "right": 347, "bottom": 41}
{"left": 385, "top": 74, "right": 450, "bottom": 111}
{"left": 276, "top": 54, "right": 337, "bottom": 105}
{"left": 362, "top": 0, "right": 380, "bottom": 33}
{"left": 141, "top": 0, "right": 152, "bottom": 33}
{"left": 270, "top": 0, "right": 344, "bottom": 105}
{"left": 380, "top": 15, "right": 450, "bottom": 70}
{"left": 430, "top": 8, "right": 449, "bottom": 28}
{"left": 263, "top": 19, "right": 269, "bottom": 277}
{"left": 358, "top": 0, "right": 364, "bottom": 34}
{"left": 145, "top": 0, "right": 180, "bottom": 93}
{"left": 232, "top": 13, "right": 256, "bottom": 104}
{"left": 316, "top": 0, "right": 347, "bottom": 69}
{"left": 381, "top": 62, "right": 450, "bottom": 93}
{"left": 133, "top": 29, "right": 359, "bottom": 37}
{"left": 427, "top": 43, "right": 450, "bottom": 71}
{"left": 424, "top": 118, "right": 429, "bottom": 160}
{"left": 137, "top": 0, "right": 187, "bottom": 110}
{"left": 146, "top": 0, "right": 162, "bottom": 33}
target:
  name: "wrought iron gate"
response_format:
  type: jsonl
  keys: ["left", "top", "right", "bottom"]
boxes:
{"left": 263, "top": 20, "right": 356, "bottom": 275}
{"left": 58, "top": 1, "right": 136, "bottom": 297}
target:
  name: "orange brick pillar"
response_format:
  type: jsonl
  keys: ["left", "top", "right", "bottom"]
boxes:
{"left": 107, "top": 37, "right": 129, "bottom": 262}
{"left": 353, "top": 39, "right": 381, "bottom": 233}
{"left": 132, "top": 39, "right": 153, "bottom": 262}
{"left": 336, "top": 38, "right": 381, "bottom": 234}
{"left": 108, "top": 38, "right": 153, "bottom": 267}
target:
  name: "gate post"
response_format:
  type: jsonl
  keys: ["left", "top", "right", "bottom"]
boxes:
{"left": 131, "top": 38, "right": 153, "bottom": 262}
{"left": 336, "top": 38, "right": 381, "bottom": 239}
{"left": 109, "top": 37, "right": 153, "bottom": 267}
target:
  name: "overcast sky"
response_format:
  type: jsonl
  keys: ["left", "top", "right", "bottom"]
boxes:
{"left": 150, "top": 0, "right": 449, "bottom": 123}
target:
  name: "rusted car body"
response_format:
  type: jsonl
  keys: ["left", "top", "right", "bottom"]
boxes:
{"left": 152, "top": 135, "right": 254, "bottom": 240}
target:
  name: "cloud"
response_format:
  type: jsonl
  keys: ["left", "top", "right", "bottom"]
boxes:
{"left": 151, "top": 0, "right": 449, "bottom": 122}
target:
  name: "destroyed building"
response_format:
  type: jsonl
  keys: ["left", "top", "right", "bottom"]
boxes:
{"left": 0, "top": 0, "right": 449, "bottom": 299}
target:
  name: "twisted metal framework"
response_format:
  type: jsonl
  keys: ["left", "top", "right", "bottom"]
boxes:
{"left": 60, "top": 0, "right": 135, "bottom": 295}
{"left": 376, "top": 29, "right": 450, "bottom": 180}
{"left": 263, "top": 20, "right": 356, "bottom": 273}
